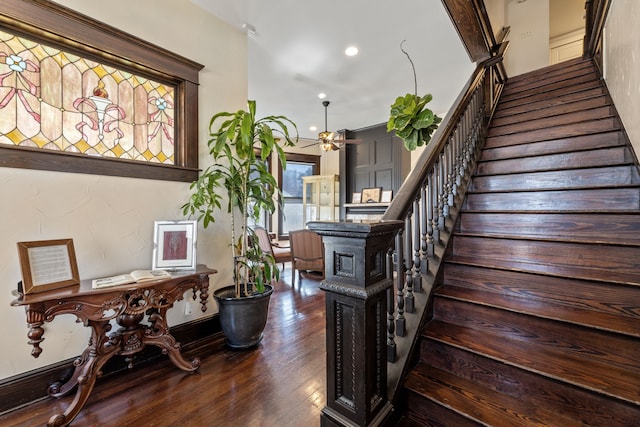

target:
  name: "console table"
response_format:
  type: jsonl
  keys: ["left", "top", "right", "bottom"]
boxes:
{"left": 11, "top": 264, "right": 216, "bottom": 427}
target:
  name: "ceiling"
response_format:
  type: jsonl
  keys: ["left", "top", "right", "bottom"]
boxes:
{"left": 190, "top": 0, "right": 474, "bottom": 142}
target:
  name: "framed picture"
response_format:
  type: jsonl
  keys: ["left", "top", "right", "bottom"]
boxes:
{"left": 361, "top": 187, "right": 382, "bottom": 203}
{"left": 352, "top": 192, "right": 362, "bottom": 204}
{"left": 152, "top": 220, "right": 197, "bottom": 270}
{"left": 381, "top": 190, "right": 393, "bottom": 203}
{"left": 17, "top": 239, "right": 80, "bottom": 294}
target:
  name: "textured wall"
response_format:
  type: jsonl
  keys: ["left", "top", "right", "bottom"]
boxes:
{"left": 604, "top": 0, "right": 640, "bottom": 158}
{"left": 0, "top": 0, "right": 247, "bottom": 378}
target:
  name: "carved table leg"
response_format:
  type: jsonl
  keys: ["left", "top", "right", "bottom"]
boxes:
{"left": 144, "top": 309, "right": 201, "bottom": 371}
{"left": 47, "top": 320, "right": 120, "bottom": 427}
{"left": 24, "top": 304, "right": 46, "bottom": 358}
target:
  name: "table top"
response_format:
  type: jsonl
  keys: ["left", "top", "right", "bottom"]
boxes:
{"left": 11, "top": 264, "right": 216, "bottom": 306}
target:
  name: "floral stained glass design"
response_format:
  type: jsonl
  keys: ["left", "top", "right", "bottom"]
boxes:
{"left": 0, "top": 29, "right": 175, "bottom": 163}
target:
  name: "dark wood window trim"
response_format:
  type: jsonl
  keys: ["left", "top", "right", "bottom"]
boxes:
{"left": 0, "top": 0, "right": 204, "bottom": 182}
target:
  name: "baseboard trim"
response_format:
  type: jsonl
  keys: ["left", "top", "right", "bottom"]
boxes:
{"left": 0, "top": 315, "right": 221, "bottom": 415}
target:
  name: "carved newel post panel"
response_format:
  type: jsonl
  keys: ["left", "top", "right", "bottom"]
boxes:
{"left": 308, "top": 220, "right": 403, "bottom": 427}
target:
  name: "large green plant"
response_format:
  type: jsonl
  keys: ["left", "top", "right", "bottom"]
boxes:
{"left": 387, "top": 41, "right": 441, "bottom": 151}
{"left": 182, "top": 100, "right": 297, "bottom": 297}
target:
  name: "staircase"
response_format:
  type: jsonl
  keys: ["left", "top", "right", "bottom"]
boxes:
{"left": 399, "top": 58, "right": 640, "bottom": 426}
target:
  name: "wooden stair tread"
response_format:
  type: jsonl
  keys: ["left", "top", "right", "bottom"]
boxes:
{"left": 495, "top": 80, "right": 604, "bottom": 111}
{"left": 442, "top": 264, "right": 640, "bottom": 323}
{"left": 476, "top": 146, "right": 635, "bottom": 175}
{"left": 435, "top": 284, "right": 640, "bottom": 337}
{"left": 482, "top": 131, "right": 626, "bottom": 159}
{"left": 471, "top": 165, "right": 639, "bottom": 192}
{"left": 485, "top": 117, "right": 620, "bottom": 147}
{"left": 420, "top": 339, "right": 640, "bottom": 426}
{"left": 492, "top": 86, "right": 606, "bottom": 119}
{"left": 404, "top": 366, "right": 586, "bottom": 427}
{"left": 505, "top": 58, "right": 593, "bottom": 87}
{"left": 456, "top": 212, "right": 640, "bottom": 245}
{"left": 464, "top": 187, "right": 640, "bottom": 212}
{"left": 490, "top": 94, "right": 610, "bottom": 128}
{"left": 488, "top": 105, "right": 614, "bottom": 138}
{"left": 424, "top": 320, "right": 640, "bottom": 404}
{"left": 500, "top": 71, "right": 600, "bottom": 104}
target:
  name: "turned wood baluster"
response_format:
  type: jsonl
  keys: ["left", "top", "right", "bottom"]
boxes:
{"left": 404, "top": 212, "right": 414, "bottom": 314}
{"left": 431, "top": 167, "right": 441, "bottom": 246}
{"left": 386, "top": 247, "right": 396, "bottom": 363}
{"left": 438, "top": 154, "right": 447, "bottom": 229}
{"left": 420, "top": 180, "right": 430, "bottom": 274}
{"left": 395, "top": 229, "right": 406, "bottom": 337}
{"left": 412, "top": 195, "right": 422, "bottom": 292}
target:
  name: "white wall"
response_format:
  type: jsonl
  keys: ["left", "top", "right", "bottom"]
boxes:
{"left": 0, "top": 0, "right": 247, "bottom": 379}
{"left": 604, "top": 0, "right": 640, "bottom": 158}
{"left": 503, "top": 0, "right": 550, "bottom": 77}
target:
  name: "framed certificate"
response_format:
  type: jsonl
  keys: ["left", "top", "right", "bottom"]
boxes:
{"left": 361, "top": 187, "right": 381, "bottom": 203}
{"left": 17, "top": 239, "right": 80, "bottom": 294}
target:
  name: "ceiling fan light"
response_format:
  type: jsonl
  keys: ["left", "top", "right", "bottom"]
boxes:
{"left": 321, "top": 141, "right": 335, "bottom": 151}
{"left": 318, "top": 130, "right": 332, "bottom": 140}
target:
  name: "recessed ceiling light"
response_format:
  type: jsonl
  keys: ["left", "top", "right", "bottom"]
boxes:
{"left": 318, "top": 93, "right": 326, "bottom": 99}
{"left": 309, "top": 126, "right": 317, "bottom": 131}
{"left": 345, "top": 46, "right": 359, "bottom": 56}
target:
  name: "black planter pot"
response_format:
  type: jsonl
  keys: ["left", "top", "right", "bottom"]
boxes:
{"left": 213, "top": 284, "right": 273, "bottom": 349}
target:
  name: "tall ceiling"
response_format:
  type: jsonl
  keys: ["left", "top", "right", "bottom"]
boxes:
{"left": 190, "top": 0, "right": 474, "bottom": 141}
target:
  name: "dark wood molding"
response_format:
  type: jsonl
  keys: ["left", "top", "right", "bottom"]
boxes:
{"left": 0, "top": 0, "right": 204, "bottom": 181}
{"left": 441, "top": 0, "right": 491, "bottom": 62}
{"left": 0, "top": 315, "right": 220, "bottom": 415}
{"left": 0, "top": 145, "right": 200, "bottom": 182}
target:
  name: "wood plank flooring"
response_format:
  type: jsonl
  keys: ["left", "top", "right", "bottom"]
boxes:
{"left": 0, "top": 268, "right": 326, "bottom": 427}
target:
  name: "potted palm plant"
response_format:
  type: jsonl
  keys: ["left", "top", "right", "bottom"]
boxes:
{"left": 182, "top": 100, "right": 297, "bottom": 349}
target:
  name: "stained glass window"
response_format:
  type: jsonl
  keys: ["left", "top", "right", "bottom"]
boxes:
{"left": 0, "top": 29, "right": 175, "bottom": 164}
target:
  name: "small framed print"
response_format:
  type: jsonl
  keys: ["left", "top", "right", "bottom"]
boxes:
{"left": 381, "top": 190, "right": 393, "bottom": 203}
{"left": 361, "top": 187, "right": 382, "bottom": 203}
{"left": 351, "top": 192, "right": 362, "bottom": 204}
{"left": 17, "top": 239, "right": 80, "bottom": 294}
{"left": 152, "top": 220, "right": 197, "bottom": 270}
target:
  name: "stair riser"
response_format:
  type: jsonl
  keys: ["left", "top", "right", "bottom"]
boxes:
{"left": 456, "top": 212, "right": 640, "bottom": 246}
{"left": 485, "top": 118, "right": 620, "bottom": 147}
{"left": 505, "top": 58, "right": 593, "bottom": 89}
{"left": 464, "top": 187, "right": 640, "bottom": 212}
{"left": 482, "top": 131, "right": 625, "bottom": 160}
{"left": 500, "top": 72, "right": 600, "bottom": 104}
{"left": 404, "top": 389, "right": 482, "bottom": 427}
{"left": 470, "top": 165, "right": 639, "bottom": 192}
{"left": 497, "top": 80, "right": 603, "bottom": 111}
{"left": 493, "top": 87, "right": 606, "bottom": 119}
{"left": 449, "top": 235, "right": 640, "bottom": 283}
{"left": 477, "top": 146, "right": 634, "bottom": 176}
{"left": 431, "top": 299, "right": 640, "bottom": 374}
{"left": 488, "top": 106, "right": 614, "bottom": 138}
{"left": 490, "top": 95, "right": 610, "bottom": 128}
{"left": 419, "top": 338, "right": 640, "bottom": 426}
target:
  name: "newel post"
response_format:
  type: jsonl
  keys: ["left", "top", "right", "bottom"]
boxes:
{"left": 308, "top": 220, "right": 403, "bottom": 427}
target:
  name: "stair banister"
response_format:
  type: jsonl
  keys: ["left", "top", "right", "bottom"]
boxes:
{"left": 308, "top": 18, "right": 508, "bottom": 427}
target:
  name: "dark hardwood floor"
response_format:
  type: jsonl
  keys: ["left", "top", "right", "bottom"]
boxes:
{"left": 0, "top": 267, "right": 326, "bottom": 427}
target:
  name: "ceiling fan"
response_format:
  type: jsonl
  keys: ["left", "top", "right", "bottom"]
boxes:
{"left": 302, "top": 101, "right": 361, "bottom": 151}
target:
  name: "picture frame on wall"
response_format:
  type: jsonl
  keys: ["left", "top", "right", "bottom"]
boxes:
{"left": 352, "top": 192, "right": 362, "bottom": 204}
{"left": 381, "top": 190, "right": 393, "bottom": 203}
{"left": 152, "top": 220, "right": 197, "bottom": 270}
{"left": 17, "top": 239, "right": 80, "bottom": 294}
{"left": 361, "top": 187, "right": 382, "bottom": 203}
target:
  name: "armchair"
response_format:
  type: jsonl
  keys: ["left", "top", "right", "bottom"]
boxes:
{"left": 289, "top": 229, "right": 324, "bottom": 286}
{"left": 253, "top": 227, "right": 292, "bottom": 270}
